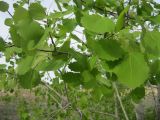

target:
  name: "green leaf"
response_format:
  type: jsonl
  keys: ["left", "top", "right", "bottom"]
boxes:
{"left": 141, "top": 2, "right": 153, "bottom": 16}
{"left": 143, "top": 31, "right": 160, "bottom": 57}
{"left": 69, "top": 62, "right": 83, "bottom": 72}
{"left": 35, "top": 59, "right": 65, "bottom": 71}
{"left": 19, "top": 70, "right": 40, "bottom": 89}
{"left": 130, "top": 87, "right": 145, "bottom": 103}
{"left": 62, "top": 72, "right": 82, "bottom": 86}
{"left": 59, "top": 0, "right": 70, "bottom": 3}
{"left": 29, "top": 3, "right": 46, "bottom": 20}
{"left": 82, "top": 69, "right": 98, "bottom": 88}
{"left": 81, "top": 14, "right": 115, "bottom": 33}
{"left": 16, "top": 56, "right": 34, "bottom": 75}
{"left": 0, "top": 1, "right": 9, "bottom": 12}
{"left": 88, "top": 56, "right": 97, "bottom": 70}
{"left": 114, "top": 52, "right": 149, "bottom": 88}
{"left": 59, "top": 19, "right": 77, "bottom": 36}
{"left": 118, "top": 29, "right": 141, "bottom": 52}
{"left": 82, "top": 70, "right": 94, "bottom": 82}
{"left": 4, "top": 47, "right": 22, "bottom": 61}
{"left": 116, "top": 6, "right": 129, "bottom": 32}
{"left": 88, "top": 39, "right": 124, "bottom": 61}
{"left": 0, "top": 37, "right": 5, "bottom": 51}
{"left": 9, "top": 26, "right": 22, "bottom": 47}
{"left": 17, "top": 21, "right": 44, "bottom": 41}
{"left": 150, "top": 15, "right": 160, "bottom": 24}
{"left": 16, "top": 20, "right": 44, "bottom": 50}
{"left": 0, "top": 64, "right": 6, "bottom": 70}
{"left": 149, "top": 60, "right": 160, "bottom": 75}
{"left": 48, "top": 8, "right": 73, "bottom": 19}
{"left": 96, "top": 74, "right": 111, "bottom": 87}
{"left": 73, "top": 0, "right": 82, "bottom": 9}
{"left": 5, "top": 18, "right": 13, "bottom": 26}
{"left": 13, "top": 6, "right": 31, "bottom": 23}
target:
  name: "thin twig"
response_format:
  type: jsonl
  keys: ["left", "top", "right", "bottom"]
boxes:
{"left": 41, "top": 80, "right": 62, "bottom": 99}
{"left": 55, "top": 0, "right": 62, "bottom": 11}
{"left": 28, "top": 0, "right": 29, "bottom": 5}
{"left": 76, "top": 108, "right": 83, "bottom": 120}
{"left": 49, "top": 32, "right": 57, "bottom": 52}
{"left": 37, "top": 49, "right": 54, "bottom": 53}
{"left": 48, "top": 93, "right": 62, "bottom": 108}
{"left": 113, "top": 82, "right": 129, "bottom": 120}
{"left": 7, "top": 11, "right": 13, "bottom": 18}
{"left": 37, "top": 49, "right": 69, "bottom": 55}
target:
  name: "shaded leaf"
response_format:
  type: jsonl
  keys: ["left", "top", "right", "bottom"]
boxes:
{"left": 116, "top": 6, "right": 129, "bottom": 32}
{"left": 0, "top": 1, "right": 9, "bottom": 12}
{"left": 0, "top": 37, "right": 5, "bottom": 51}
{"left": 62, "top": 72, "right": 82, "bottom": 86}
{"left": 19, "top": 70, "right": 40, "bottom": 89}
{"left": 5, "top": 18, "right": 13, "bottom": 26}
{"left": 130, "top": 87, "right": 145, "bottom": 103}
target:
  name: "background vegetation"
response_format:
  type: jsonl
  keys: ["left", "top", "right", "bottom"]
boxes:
{"left": 0, "top": 0, "right": 160, "bottom": 119}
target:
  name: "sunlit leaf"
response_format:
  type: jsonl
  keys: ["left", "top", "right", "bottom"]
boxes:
{"left": 29, "top": 3, "right": 46, "bottom": 20}
{"left": 88, "top": 39, "right": 124, "bottom": 61}
{"left": 114, "top": 52, "right": 149, "bottom": 88}
{"left": 81, "top": 14, "right": 115, "bottom": 33}
{"left": 143, "top": 31, "right": 160, "bottom": 57}
{"left": 16, "top": 56, "right": 34, "bottom": 75}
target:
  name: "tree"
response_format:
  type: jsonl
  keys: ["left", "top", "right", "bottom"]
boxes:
{"left": 0, "top": 0, "right": 160, "bottom": 119}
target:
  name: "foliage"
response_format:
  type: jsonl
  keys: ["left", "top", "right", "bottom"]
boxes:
{"left": 0, "top": 0, "right": 160, "bottom": 119}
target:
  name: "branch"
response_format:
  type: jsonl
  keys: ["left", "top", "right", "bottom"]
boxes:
{"left": 76, "top": 108, "right": 83, "bottom": 120}
{"left": 41, "top": 80, "right": 63, "bottom": 100}
{"left": 37, "top": 49, "right": 69, "bottom": 56}
{"left": 48, "top": 93, "right": 62, "bottom": 108}
{"left": 113, "top": 82, "right": 129, "bottom": 120}
{"left": 7, "top": 11, "right": 13, "bottom": 18}
{"left": 28, "top": 0, "right": 30, "bottom": 5}
{"left": 36, "top": 49, "right": 54, "bottom": 53}
{"left": 49, "top": 32, "right": 57, "bottom": 52}
{"left": 55, "top": 0, "right": 62, "bottom": 11}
